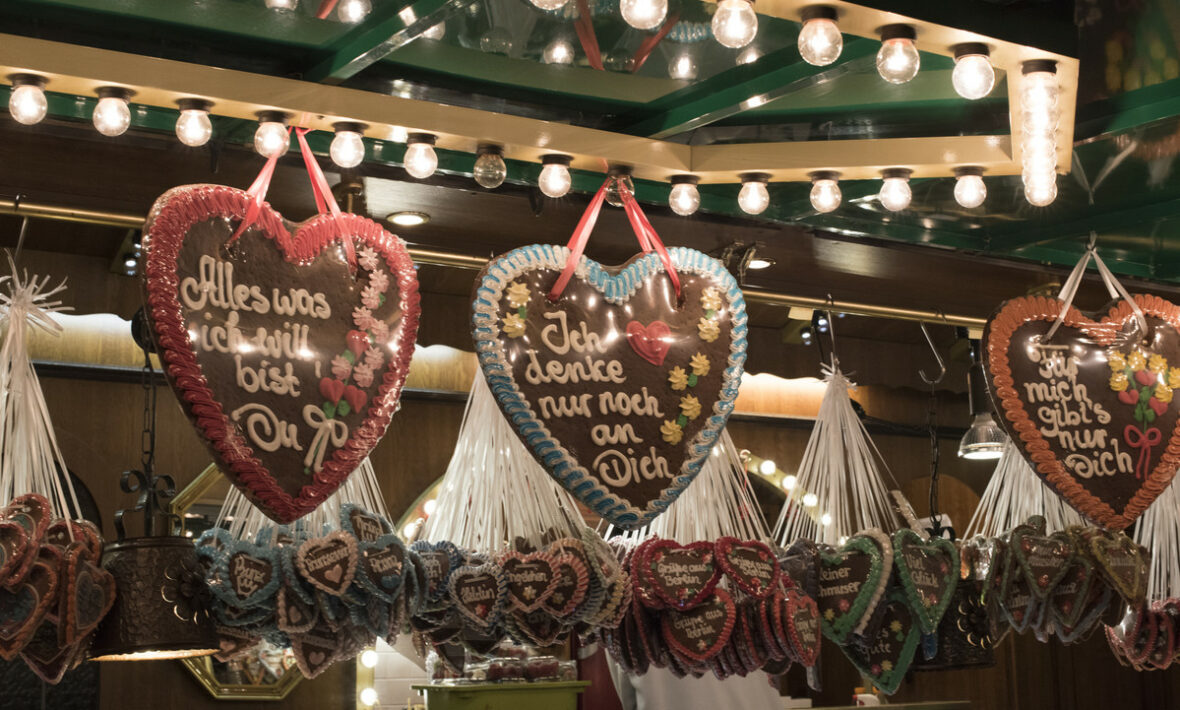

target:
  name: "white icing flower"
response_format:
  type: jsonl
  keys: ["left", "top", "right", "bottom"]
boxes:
{"left": 368, "top": 268, "right": 390, "bottom": 294}
{"left": 364, "top": 346, "right": 385, "bottom": 371}
{"left": 358, "top": 247, "right": 380, "bottom": 272}
{"left": 353, "top": 306, "right": 376, "bottom": 331}
{"left": 370, "top": 320, "right": 389, "bottom": 342}
{"left": 331, "top": 355, "right": 352, "bottom": 380}
{"left": 361, "top": 285, "right": 382, "bottom": 310}
{"left": 353, "top": 362, "right": 375, "bottom": 388}
{"left": 506, "top": 281, "right": 530, "bottom": 310}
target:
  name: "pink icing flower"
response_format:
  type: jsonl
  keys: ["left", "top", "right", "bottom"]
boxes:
{"left": 353, "top": 362, "right": 375, "bottom": 388}
{"left": 357, "top": 247, "right": 379, "bottom": 272}
{"left": 352, "top": 306, "right": 376, "bottom": 331}
{"left": 361, "top": 285, "right": 381, "bottom": 310}
{"left": 330, "top": 355, "right": 352, "bottom": 380}
{"left": 370, "top": 320, "right": 389, "bottom": 342}
{"left": 838, "top": 598, "right": 850, "bottom": 612}
{"left": 364, "top": 346, "right": 385, "bottom": 371}
{"left": 368, "top": 268, "right": 390, "bottom": 294}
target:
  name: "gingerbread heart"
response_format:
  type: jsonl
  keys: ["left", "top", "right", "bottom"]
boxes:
{"left": 3, "top": 494, "right": 51, "bottom": 546}
{"left": 1010, "top": 528, "right": 1073, "bottom": 600}
{"left": 20, "top": 612, "right": 83, "bottom": 684}
{"left": 508, "top": 608, "right": 565, "bottom": 647}
{"left": 356, "top": 534, "right": 406, "bottom": 602}
{"left": 498, "top": 551, "right": 559, "bottom": 613}
{"left": 1049, "top": 556, "right": 1096, "bottom": 630}
{"left": 1088, "top": 529, "right": 1149, "bottom": 605}
{"left": 61, "top": 545, "right": 116, "bottom": 645}
{"left": 781, "top": 588, "right": 821, "bottom": 667}
{"left": 45, "top": 519, "right": 103, "bottom": 561}
{"left": 892, "top": 529, "right": 959, "bottom": 635}
{"left": 779, "top": 538, "right": 820, "bottom": 600}
{"left": 715, "top": 537, "right": 779, "bottom": 599}
{"left": 296, "top": 532, "right": 358, "bottom": 597}
{"left": 843, "top": 588, "right": 922, "bottom": 695}
{"left": 0, "top": 559, "right": 57, "bottom": 660}
{"left": 449, "top": 563, "right": 506, "bottom": 629}
{"left": 143, "top": 185, "right": 421, "bottom": 523}
{"left": 661, "top": 588, "right": 736, "bottom": 663}
{"left": 817, "top": 530, "right": 892, "bottom": 643}
{"left": 639, "top": 539, "right": 721, "bottom": 610}
{"left": 1001, "top": 565, "right": 1041, "bottom": 633}
{"left": 472, "top": 246, "right": 747, "bottom": 529}
{"left": 410, "top": 540, "right": 462, "bottom": 607}
{"left": 1055, "top": 580, "right": 1112, "bottom": 644}
{"left": 290, "top": 618, "right": 339, "bottom": 678}
{"left": 984, "top": 294, "right": 1180, "bottom": 530}
{"left": 341, "top": 504, "right": 393, "bottom": 543}
{"left": 0, "top": 518, "right": 29, "bottom": 586}
{"left": 543, "top": 551, "right": 589, "bottom": 618}
{"left": 276, "top": 584, "right": 318, "bottom": 633}
{"left": 214, "top": 542, "right": 279, "bottom": 608}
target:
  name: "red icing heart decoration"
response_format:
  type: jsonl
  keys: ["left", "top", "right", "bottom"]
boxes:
{"left": 985, "top": 294, "right": 1180, "bottom": 530}
{"left": 144, "top": 185, "right": 420, "bottom": 523}
{"left": 626, "top": 320, "right": 672, "bottom": 366}
{"left": 639, "top": 539, "right": 721, "bottom": 610}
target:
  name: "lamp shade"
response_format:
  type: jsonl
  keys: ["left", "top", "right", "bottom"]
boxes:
{"left": 90, "top": 536, "right": 218, "bottom": 661}
{"left": 958, "top": 360, "right": 1006, "bottom": 460}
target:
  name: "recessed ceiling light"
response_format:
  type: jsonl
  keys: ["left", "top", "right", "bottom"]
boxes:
{"left": 387, "top": 211, "right": 430, "bottom": 227}
{"left": 748, "top": 256, "right": 775, "bottom": 269}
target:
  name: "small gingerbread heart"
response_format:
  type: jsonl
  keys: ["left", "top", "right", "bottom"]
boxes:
{"left": 639, "top": 539, "right": 720, "bottom": 610}
{"left": 296, "top": 531, "right": 358, "bottom": 597}
{"left": 892, "top": 528, "right": 959, "bottom": 635}
{"left": 661, "top": 587, "right": 736, "bottom": 664}
{"left": 715, "top": 537, "right": 779, "bottom": 599}
{"left": 498, "top": 550, "right": 559, "bottom": 613}
{"left": 356, "top": 534, "right": 406, "bottom": 603}
{"left": 817, "top": 530, "right": 892, "bottom": 643}
{"left": 449, "top": 563, "right": 506, "bottom": 629}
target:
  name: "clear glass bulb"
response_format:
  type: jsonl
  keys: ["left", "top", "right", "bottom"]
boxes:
{"left": 175, "top": 109, "right": 212, "bottom": 147}
{"left": 878, "top": 176, "right": 912, "bottom": 211}
{"left": 759, "top": 459, "right": 776, "bottom": 475}
{"left": 711, "top": 0, "right": 758, "bottom": 49}
{"left": 480, "top": 27, "right": 514, "bottom": 55}
{"left": 93, "top": 96, "right": 131, "bottom": 137}
{"left": 954, "top": 174, "right": 987, "bottom": 208}
{"left": 781, "top": 475, "right": 796, "bottom": 491}
{"left": 9, "top": 84, "right": 47, "bottom": 126}
{"left": 359, "top": 687, "right": 378, "bottom": 707}
{"left": 668, "top": 54, "right": 698, "bottom": 80}
{"left": 404, "top": 141, "right": 438, "bottom": 179}
{"left": 265, "top": 0, "right": 298, "bottom": 9}
{"left": 529, "top": 0, "right": 569, "bottom": 11}
{"left": 621, "top": 0, "right": 667, "bottom": 30}
{"left": 1021, "top": 72, "right": 1059, "bottom": 113}
{"left": 876, "top": 37, "right": 920, "bottom": 84}
{"left": 543, "top": 39, "right": 574, "bottom": 65}
{"left": 738, "top": 180, "right": 769, "bottom": 215}
{"left": 254, "top": 121, "right": 289, "bottom": 157}
{"left": 423, "top": 498, "right": 438, "bottom": 516}
{"left": 473, "top": 151, "right": 507, "bottom": 189}
{"left": 337, "top": 0, "right": 371, "bottom": 22}
{"left": 798, "top": 17, "right": 842, "bottom": 66}
{"left": 809, "top": 178, "right": 841, "bottom": 213}
{"left": 1024, "top": 174, "right": 1057, "bottom": 206}
{"left": 952, "top": 54, "right": 995, "bottom": 100}
{"left": 669, "top": 182, "right": 700, "bottom": 216}
{"left": 539, "top": 163, "right": 572, "bottom": 198}
{"left": 802, "top": 492, "right": 818, "bottom": 507}
{"left": 359, "top": 650, "right": 379, "bottom": 668}
{"left": 821, "top": 512, "right": 832, "bottom": 526}
{"left": 330, "top": 130, "right": 365, "bottom": 168}
{"left": 421, "top": 22, "right": 445, "bottom": 40}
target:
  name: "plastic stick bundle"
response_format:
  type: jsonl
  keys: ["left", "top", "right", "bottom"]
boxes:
{"left": 962, "top": 440, "right": 1084, "bottom": 539}
{"left": 420, "top": 372, "right": 587, "bottom": 551}
{"left": 1133, "top": 480, "right": 1180, "bottom": 604}
{"left": 0, "top": 262, "right": 82, "bottom": 523}
{"left": 774, "top": 358, "right": 900, "bottom": 548}
{"left": 609, "top": 428, "right": 770, "bottom": 545}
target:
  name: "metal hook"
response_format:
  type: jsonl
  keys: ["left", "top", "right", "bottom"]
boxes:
{"left": 824, "top": 294, "right": 839, "bottom": 365}
{"left": 919, "top": 321, "right": 946, "bottom": 385}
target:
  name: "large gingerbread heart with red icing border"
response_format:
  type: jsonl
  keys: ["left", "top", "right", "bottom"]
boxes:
{"left": 985, "top": 294, "right": 1180, "bottom": 530}
{"left": 472, "top": 245, "right": 747, "bottom": 529}
{"left": 143, "top": 185, "right": 420, "bottom": 523}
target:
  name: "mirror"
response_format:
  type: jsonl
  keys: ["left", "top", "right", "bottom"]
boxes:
{"left": 171, "top": 464, "right": 304, "bottom": 701}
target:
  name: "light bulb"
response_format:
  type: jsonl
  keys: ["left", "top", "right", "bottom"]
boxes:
{"left": 529, "top": 0, "right": 569, "bottom": 10}
{"left": 808, "top": 172, "right": 841, "bottom": 213}
{"left": 422, "top": 22, "right": 445, "bottom": 40}
{"left": 668, "top": 54, "right": 698, "bottom": 80}
{"left": 711, "top": 0, "right": 758, "bottom": 49}
{"left": 821, "top": 512, "right": 832, "bottom": 526}
{"left": 621, "top": 0, "right": 667, "bottom": 30}
{"left": 802, "top": 492, "right": 818, "bottom": 507}
{"left": 952, "top": 49, "right": 995, "bottom": 100}
{"left": 876, "top": 28, "right": 919, "bottom": 84}
{"left": 265, "top": 0, "right": 298, "bottom": 8}
{"left": 878, "top": 170, "right": 912, "bottom": 211}
{"left": 543, "top": 39, "right": 574, "bottom": 65}
{"left": 423, "top": 499, "right": 438, "bottom": 516}
{"left": 175, "top": 101, "right": 213, "bottom": 147}
{"left": 360, "top": 649, "right": 379, "bottom": 668}
{"left": 92, "top": 92, "right": 131, "bottom": 137}
{"left": 330, "top": 126, "right": 365, "bottom": 168}
{"left": 338, "top": 0, "right": 371, "bottom": 22}
{"left": 798, "top": 11, "right": 842, "bottom": 66}
{"left": 1020, "top": 70, "right": 1059, "bottom": 113}
{"left": 404, "top": 134, "right": 438, "bottom": 179}
{"left": 539, "top": 156, "right": 572, "bottom": 198}
{"left": 359, "top": 687, "right": 379, "bottom": 706}
{"left": 402, "top": 522, "right": 418, "bottom": 538}
{"left": 480, "top": 27, "right": 514, "bottom": 55}
{"left": 737, "top": 176, "right": 769, "bottom": 215}
{"left": 9, "top": 77, "right": 47, "bottom": 126}
{"left": 781, "top": 475, "right": 797, "bottom": 491}
{"left": 668, "top": 179, "right": 700, "bottom": 216}
{"left": 1024, "top": 177, "right": 1057, "bottom": 207}
{"left": 759, "top": 459, "right": 776, "bottom": 475}
{"left": 473, "top": 146, "right": 507, "bottom": 189}
{"left": 254, "top": 120, "right": 289, "bottom": 158}
{"left": 954, "top": 170, "right": 987, "bottom": 208}
{"left": 1020, "top": 63, "right": 1059, "bottom": 206}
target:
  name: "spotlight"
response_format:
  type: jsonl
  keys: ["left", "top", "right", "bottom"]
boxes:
{"left": 959, "top": 343, "right": 1006, "bottom": 459}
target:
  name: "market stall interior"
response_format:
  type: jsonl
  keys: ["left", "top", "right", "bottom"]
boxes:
{"left": 2, "top": 0, "right": 1180, "bottom": 709}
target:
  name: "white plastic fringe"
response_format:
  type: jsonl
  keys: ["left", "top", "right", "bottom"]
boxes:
{"left": 963, "top": 440, "right": 1084, "bottom": 539}
{"left": 420, "top": 373, "right": 587, "bottom": 554}
{"left": 609, "top": 428, "right": 771, "bottom": 546}
{"left": 0, "top": 262, "right": 82, "bottom": 526}
{"left": 774, "top": 360, "right": 900, "bottom": 548}
{"left": 1133, "top": 480, "right": 1180, "bottom": 603}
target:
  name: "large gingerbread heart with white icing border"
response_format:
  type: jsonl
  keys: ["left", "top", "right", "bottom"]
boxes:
{"left": 144, "top": 185, "right": 420, "bottom": 523}
{"left": 984, "top": 294, "right": 1180, "bottom": 530}
{"left": 472, "top": 245, "right": 747, "bottom": 528}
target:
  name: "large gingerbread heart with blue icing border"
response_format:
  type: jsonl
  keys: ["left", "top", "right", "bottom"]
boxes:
{"left": 472, "top": 245, "right": 747, "bottom": 528}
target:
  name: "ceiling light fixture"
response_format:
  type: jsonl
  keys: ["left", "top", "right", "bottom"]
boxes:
{"left": 953, "top": 166, "right": 987, "bottom": 208}
{"left": 174, "top": 99, "right": 213, "bottom": 147}
{"left": 539, "top": 155, "right": 573, "bottom": 198}
{"left": 712, "top": 0, "right": 758, "bottom": 49}
{"left": 330, "top": 121, "right": 367, "bottom": 168}
{"left": 878, "top": 168, "right": 913, "bottom": 212}
{"left": 959, "top": 342, "right": 1006, "bottom": 459}
{"left": 737, "top": 172, "right": 770, "bottom": 215}
{"left": 668, "top": 175, "right": 701, "bottom": 216}
{"left": 253, "top": 111, "right": 290, "bottom": 158}
{"left": 404, "top": 133, "right": 439, "bottom": 179}
{"left": 387, "top": 211, "right": 430, "bottom": 227}
{"left": 876, "top": 25, "right": 919, "bottom": 84}
{"left": 951, "top": 43, "right": 995, "bottom": 100}
{"left": 798, "top": 6, "right": 842, "bottom": 66}
{"left": 473, "top": 144, "right": 507, "bottom": 189}
{"left": 8, "top": 74, "right": 48, "bottom": 126}
{"left": 93, "top": 87, "right": 133, "bottom": 137}
{"left": 808, "top": 170, "right": 841, "bottom": 213}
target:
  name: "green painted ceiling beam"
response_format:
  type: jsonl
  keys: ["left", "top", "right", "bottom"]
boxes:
{"left": 612, "top": 37, "right": 880, "bottom": 139}
{"left": 305, "top": 0, "right": 473, "bottom": 83}
{"left": 1074, "top": 78, "right": 1180, "bottom": 141}
{"left": 987, "top": 197, "right": 1180, "bottom": 252}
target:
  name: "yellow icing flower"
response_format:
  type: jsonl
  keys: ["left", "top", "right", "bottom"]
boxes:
{"left": 823, "top": 608, "right": 836, "bottom": 621}
{"left": 1157, "top": 385, "right": 1174, "bottom": 404}
{"left": 690, "top": 352, "right": 710, "bottom": 377}
{"left": 1110, "top": 371, "right": 1128, "bottom": 392}
{"left": 1128, "top": 350, "right": 1147, "bottom": 372}
{"left": 1169, "top": 367, "right": 1180, "bottom": 389}
{"left": 502, "top": 313, "right": 526, "bottom": 338}
{"left": 660, "top": 419, "right": 683, "bottom": 445}
{"left": 1107, "top": 351, "right": 1126, "bottom": 372}
{"left": 668, "top": 366, "right": 689, "bottom": 391}
{"left": 679, "top": 394, "right": 701, "bottom": 420}
{"left": 1149, "top": 354, "right": 1168, "bottom": 374}
{"left": 881, "top": 660, "right": 894, "bottom": 672}
{"left": 700, "top": 287, "right": 722, "bottom": 312}
{"left": 697, "top": 317, "right": 720, "bottom": 343}
{"left": 890, "top": 620, "right": 903, "bottom": 633}
{"left": 506, "top": 281, "right": 530, "bottom": 309}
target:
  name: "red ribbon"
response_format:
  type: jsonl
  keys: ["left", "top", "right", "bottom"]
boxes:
{"left": 548, "top": 180, "right": 609, "bottom": 301}
{"left": 226, "top": 127, "right": 289, "bottom": 247}
{"left": 574, "top": 0, "right": 604, "bottom": 71}
{"left": 1124, "top": 425, "right": 1162, "bottom": 479}
{"left": 631, "top": 11, "right": 681, "bottom": 73}
{"left": 315, "top": 0, "right": 339, "bottom": 19}
{"left": 295, "top": 128, "right": 356, "bottom": 269}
